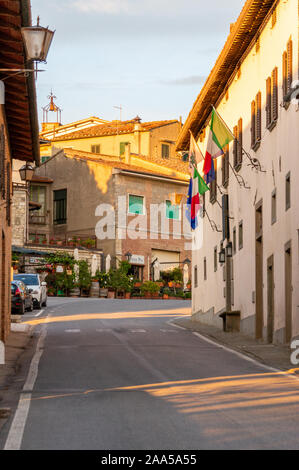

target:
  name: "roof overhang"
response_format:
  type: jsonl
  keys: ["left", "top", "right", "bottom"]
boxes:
{"left": 176, "top": 0, "right": 277, "bottom": 151}
{"left": 0, "top": 0, "right": 40, "bottom": 165}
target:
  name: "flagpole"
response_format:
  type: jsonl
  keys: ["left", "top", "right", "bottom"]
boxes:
{"left": 211, "top": 105, "right": 265, "bottom": 173}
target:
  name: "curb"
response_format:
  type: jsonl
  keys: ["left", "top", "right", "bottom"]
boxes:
{"left": 170, "top": 316, "right": 297, "bottom": 377}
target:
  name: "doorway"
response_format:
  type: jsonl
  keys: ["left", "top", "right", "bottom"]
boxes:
{"left": 285, "top": 241, "right": 292, "bottom": 343}
{"left": 255, "top": 201, "right": 263, "bottom": 339}
{"left": 267, "top": 255, "right": 274, "bottom": 343}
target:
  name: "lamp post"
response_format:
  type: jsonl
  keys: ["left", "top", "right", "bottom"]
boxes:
{"left": 19, "top": 163, "right": 35, "bottom": 182}
{"left": 21, "top": 17, "right": 55, "bottom": 64}
{"left": 0, "top": 17, "right": 55, "bottom": 79}
{"left": 125, "top": 252, "right": 132, "bottom": 262}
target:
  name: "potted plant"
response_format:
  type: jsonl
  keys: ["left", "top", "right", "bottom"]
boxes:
{"left": 78, "top": 260, "right": 92, "bottom": 296}
{"left": 140, "top": 281, "right": 160, "bottom": 299}
{"left": 162, "top": 287, "right": 171, "bottom": 299}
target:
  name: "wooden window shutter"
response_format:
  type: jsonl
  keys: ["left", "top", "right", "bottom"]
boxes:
{"left": 287, "top": 39, "right": 293, "bottom": 92}
{"left": 256, "top": 92, "right": 261, "bottom": 141}
{"left": 6, "top": 162, "right": 11, "bottom": 225}
{"left": 222, "top": 145, "right": 229, "bottom": 188}
{"left": 272, "top": 67, "right": 278, "bottom": 121}
{"left": 233, "top": 125, "right": 238, "bottom": 167}
{"left": 237, "top": 118, "right": 243, "bottom": 166}
{"left": 0, "top": 124, "right": 5, "bottom": 199}
{"left": 251, "top": 100, "right": 256, "bottom": 148}
{"left": 266, "top": 77, "right": 272, "bottom": 127}
{"left": 282, "top": 51, "right": 288, "bottom": 96}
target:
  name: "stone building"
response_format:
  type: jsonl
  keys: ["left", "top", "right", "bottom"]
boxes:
{"left": 29, "top": 146, "right": 192, "bottom": 281}
{"left": 0, "top": 0, "right": 40, "bottom": 357}
{"left": 176, "top": 0, "right": 299, "bottom": 344}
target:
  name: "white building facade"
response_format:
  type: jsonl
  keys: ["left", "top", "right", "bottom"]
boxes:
{"left": 177, "top": 0, "right": 299, "bottom": 344}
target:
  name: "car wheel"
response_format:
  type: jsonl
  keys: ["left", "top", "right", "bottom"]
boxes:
{"left": 34, "top": 299, "right": 41, "bottom": 310}
{"left": 42, "top": 297, "right": 47, "bottom": 307}
{"left": 20, "top": 302, "right": 25, "bottom": 315}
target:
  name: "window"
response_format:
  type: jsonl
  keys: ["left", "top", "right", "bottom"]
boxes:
{"left": 233, "top": 119, "right": 242, "bottom": 170}
{"left": 194, "top": 266, "right": 198, "bottom": 288}
{"left": 166, "top": 200, "right": 180, "bottom": 220}
{"left": 271, "top": 8, "right": 277, "bottom": 28}
{"left": 161, "top": 143, "right": 170, "bottom": 159}
{"left": 209, "top": 159, "right": 217, "bottom": 204}
{"left": 286, "top": 172, "right": 291, "bottom": 210}
{"left": 283, "top": 39, "right": 293, "bottom": 101}
{"left": 214, "top": 247, "right": 218, "bottom": 272}
{"left": 238, "top": 221, "right": 243, "bottom": 250}
{"left": 271, "top": 189, "right": 277, "bottom": 224}
{"left": 41, "top": 156, "right": 50, "bottom": 164}
{"left": 251, "top": 92, "right": 261, "bottom": 150}
{"left": 181, "top": 152, "right": 189, "bottom": 162}
{"left": 91, "top": 144, "right": 101, "bottom": 154}
{"left": 128, "top": 194, "right": 144, "bottom": 215}
{"left": 30, "top": 185, "right": 46, "bottom": 224}
{"left": 204, "top": 257, "right": 207, "bottom": 280}
{"left": 222, "top": 145, "right": 229, "bottom": 188}
{"left": 266, "top": 68, "right": 278, "bottom": 129}
{"left": 54, "top": 189, "right": 67, "bottom": 225}
{"left": 120, "top": 142, "right": 129, "bottom": 155}
{"left": 233, "top": 227, "right": 236, "bottom": 255}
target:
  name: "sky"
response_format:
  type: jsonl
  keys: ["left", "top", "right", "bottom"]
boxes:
{"left": 31, "top": 0, "right": 243, "bottom": 128}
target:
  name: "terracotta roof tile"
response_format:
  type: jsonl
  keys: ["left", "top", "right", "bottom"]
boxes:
{"left": 52, "top": 119, "right": 178, "bottom": 141}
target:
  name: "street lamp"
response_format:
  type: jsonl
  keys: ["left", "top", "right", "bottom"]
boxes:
{"left": 19, "top": 162, "right": 35, "bottom": 182}
{"left": 182, "top": 257, "right": 191, "bottom": 265}
{"left": 125, "top": 252, "right": 132, "bottom": 262}
{"left": 21, "top": 17, "right": 55, "bottom": 63}
{"left": 219, "top": 248, "right": 225, "bottom": 264}
{"left": 0, "top": 17, "right": 55, "bottom": 78}
{"left": 226, "top": 242, "right": 233, "bottom": 258}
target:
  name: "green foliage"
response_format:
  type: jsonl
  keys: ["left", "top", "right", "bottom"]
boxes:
{"left": 78, "top": 260, "right": 91, "bottom": 290}
{"left": 140, "top": 281, "right": 160, "bottom": 295}
{"left": 160, "top": 267, "right": 183, "bottom": 283}
{"left": 96, "top": 270, "right": 110, "bottom": 288}
{"left": 44, "top": 251, "right": 75, "bottom": 268}
{"left": 109, "top": 268, "right": 133, "bottom": 293}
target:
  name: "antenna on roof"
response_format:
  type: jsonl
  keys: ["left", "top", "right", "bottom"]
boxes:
{"left": 113, "top": 105, "right": 122, "bottom": 122}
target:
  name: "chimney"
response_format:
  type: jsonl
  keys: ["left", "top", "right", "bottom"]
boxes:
{"left": 124, "top": 143, "right": 131, "bottom": 165}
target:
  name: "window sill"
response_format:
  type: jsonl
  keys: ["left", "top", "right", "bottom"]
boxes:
{"left": 251, "top": 141, "right": 261, "bottom": 152}
{"left": 234, "top": 163, "right": 242, "bottom": 173}
{"left": 267, "top": 120, "right": 277, "bottom": 132}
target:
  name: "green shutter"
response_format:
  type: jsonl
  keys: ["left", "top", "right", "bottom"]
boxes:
{"left": 129, "top": 195, "right": 144, "bottom": 214}
{"left": 166, "top": 200, "right": 179, "bottom": 220}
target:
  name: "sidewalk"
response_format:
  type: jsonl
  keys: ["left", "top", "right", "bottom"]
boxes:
{"left": 0, "top": 322, "right": 33, "bottom": 425}
{"left": 172, "top": 317, "right": 296, "bottom": 373}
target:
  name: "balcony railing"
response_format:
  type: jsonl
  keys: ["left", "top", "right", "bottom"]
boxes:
{"left": 28, "top": 233, "right": 99, "bottom": 250}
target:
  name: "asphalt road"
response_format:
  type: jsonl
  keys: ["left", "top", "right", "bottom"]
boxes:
{"left": 1, "top": 297, "right": 299, "bottom": 450}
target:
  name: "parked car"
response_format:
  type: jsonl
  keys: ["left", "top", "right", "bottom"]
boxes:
{"left": 13, "top": 273, "right": 47, "bottom": 309}
{"left": 11, "top": 281, "right": 34, "bottom": 314}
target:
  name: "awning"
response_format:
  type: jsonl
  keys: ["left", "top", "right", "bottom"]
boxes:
{"left": 12, "top": 245, "right": 50, "bottom": 256}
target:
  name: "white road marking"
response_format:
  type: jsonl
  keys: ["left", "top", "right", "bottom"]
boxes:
{"left": 169, "top": 316, "right": 299, "bottom": 381}
{"left": 4, "top": 323, "right": 48, "bottom": 450}
{"left": 160, "top": 329, "right": 178, "bottom": 333}
{"left": 65, "top": 329, "right": 81, "bottom": 333}
{"left": 34, "top": 309, "right": 44, "bottom": 318}
{"left": 130, "top": 329, "right": 147, "bottom": 333}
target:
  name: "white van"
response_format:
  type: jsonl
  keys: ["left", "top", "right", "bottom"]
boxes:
{"left": 13, "top": 273, "right": 47, "bottom": 309}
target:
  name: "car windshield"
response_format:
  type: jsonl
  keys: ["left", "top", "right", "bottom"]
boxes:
{"left": 13, "top": 275, "right": 39, "bottom": 286}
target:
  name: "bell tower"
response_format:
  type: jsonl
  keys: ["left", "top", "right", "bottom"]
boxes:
{"left": 41, "top": 91, "right": 62, "bottom": 133}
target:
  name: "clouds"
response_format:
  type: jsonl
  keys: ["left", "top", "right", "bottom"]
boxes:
{"left": 31, "top": 0, "right": 244, "bottom": 125}
{"left": 162, "top": 76, "right": 207, "bottom": 86}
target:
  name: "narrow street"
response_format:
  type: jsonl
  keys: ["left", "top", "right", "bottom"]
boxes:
{"left": 1, "top": 298, "right": 299, "bottom": 450}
